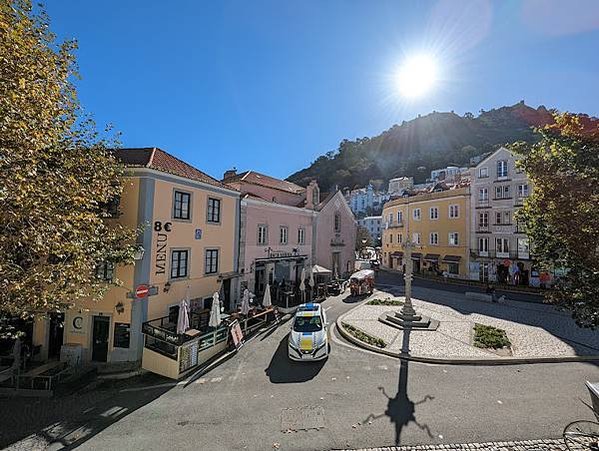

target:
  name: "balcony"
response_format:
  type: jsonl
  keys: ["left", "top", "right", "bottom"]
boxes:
{"left": 470, "top": 249, "right": 532, "bottom": 260}
{"left": 388, "top": 221, "right": 404, "bottom": 229}
{"left": 476, "top": 200, "right": 490, "bottom": 209}
{"left": 476, "top": 225, "right": 490, "bottom": 233}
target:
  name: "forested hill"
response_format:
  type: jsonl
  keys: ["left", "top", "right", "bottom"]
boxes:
{"left": 287, "top": 102, "right": 559, "bottom": 191}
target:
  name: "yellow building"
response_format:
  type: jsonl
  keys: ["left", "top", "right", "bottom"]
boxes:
{"left": 34, "top": 147, "right": 241, "bottom": 365}
{"left": 381, "top": 185, "right": 471, "bottom": 278}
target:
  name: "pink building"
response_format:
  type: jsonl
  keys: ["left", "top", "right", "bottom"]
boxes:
{"left": 223, "top": 170, "right": 357, "bottom": 305}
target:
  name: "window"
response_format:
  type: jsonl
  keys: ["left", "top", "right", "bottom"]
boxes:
{"left": 413, "top": 208, "right": 421, "bottom": 221}
{"left": 173, "top": 191, "right": 191, "bottom": 220}
{"left": 517, "top": 184, "right": 529, "bottom": 198}
{"left": 257, "top": 224, "right": 268, "bottom": 245}
{"left": 412, "top": 233, "right": 421, "bottom": 244}
{"left": 449, "top": 204, "right": 459, "bottom": 218}
{"left": 478, "top": 237, "right": 489, "bottom": 255}
{"left": 398, "top": 233, "right": 403, "bottom": 244}
{"left": 518, "top": 238, "right": 530, "bottom": 258}
{"left": 388, "top": 212, "right": 393, "bottom": 225}
{"left": 113, "top": 323, "right": 130, "bottom": 349}
{"left": 397, "top": 211, "right": 403, "bottom": 223}
{"left": 504, "top": 211, "right": 511, "bottom": 224}
{"left": 298, "top": 227, "right": 305, "bottom": 245}
{"left": 496, "top": 238, "right": 509, "bottom": 254}
{"left": 207, "top": 198, "right": 221, "bottom": 223}
{"left": 205, "top": 249, "right": 219, "bottom": 274}
{"left": 429, "top": 207, "right": 439, "bottom": 220}
{"left": 479, "top": 212, "right": 489, "bottom": 228}
{"left": 497, "top": 160, "right": 508, "bottom": 178}
{"left": 479, "top": 188, "right": 488, "bottom": 201}
{"left": 449, "top": 232, "right": 459, "bottom": 246}
{"left": 95, "top": 261, "right": 114, "bottom": 281}
{"left": 479, "top": 167, "right": 488, "bottom": 178}
{"left": 279, "top": 226, "right": 288, "bottom": 245}
{"left": 495, "top": 212, "right": 502, "bottom": 224}
{"left": 334, "top": 213, "right": 341, "bottom": 232}
{"left": 390, "top": 233, "right": 393, "bottom": 243}
{"left": 170, "top": 250, "right": 189, "bottom": 279}
{"left": 447, "top": 263, "right": 459, "bottom": 275}
{"left": 429, "top": 232, "right": 439, "bottom": 245}
{"left": 495, "top": 185, "right": 510, "bottom": 199}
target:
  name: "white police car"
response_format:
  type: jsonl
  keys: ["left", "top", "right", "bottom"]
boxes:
{"left": 288, "top": 303, "right": 330, "bottom": 361}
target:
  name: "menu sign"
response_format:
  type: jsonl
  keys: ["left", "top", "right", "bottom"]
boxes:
{"left": 179, "top": 339, "right": 199, "bottom": 373}
{"left": 229, "top": 320, "right": 244, "bottom": 350}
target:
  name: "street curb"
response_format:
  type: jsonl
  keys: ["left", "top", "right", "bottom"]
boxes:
{"left": 335, "top": 296, "right": 599, "bottom": 366}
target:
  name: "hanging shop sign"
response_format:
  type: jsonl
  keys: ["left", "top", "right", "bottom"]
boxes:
{"left": 154, "top": 221, "right": 173, "bottom": 276}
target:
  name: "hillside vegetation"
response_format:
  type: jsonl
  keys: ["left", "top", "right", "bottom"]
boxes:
{"left": 287, "top": 102, "right": 558, "bottom": 191}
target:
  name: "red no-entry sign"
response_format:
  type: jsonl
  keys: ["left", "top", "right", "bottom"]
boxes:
{"left": 135, "top": 284, "right": 149, "bottom": 299}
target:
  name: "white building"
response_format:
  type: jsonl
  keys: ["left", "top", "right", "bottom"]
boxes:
{"left": 387, "top": 177, "right": 414, "bottom": 195}
{"left": 345, "top": 184, "right": 389, "bottom": 216}
{"left": 469, "top": 147, "right": 533, "bottom": 285}
{"left": 430, "top": 165, "right": 469, "bottom": 183}
{"left": 357, "top": 216, "right": 382, "bottom": 242}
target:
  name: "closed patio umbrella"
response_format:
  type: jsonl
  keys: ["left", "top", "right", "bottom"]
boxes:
{"left": 209, "top": 292, "right": 221, "bottom": 328}
{"left": 299, "top": 267, "right": 306, "bottom": 302}
{"left": 240, "top": 288, "right": 250, "bottom": 316}
{"left": 176, "top": 287, "right": 190, "bottom": 334}
{"left": 262, "top": 283, "right": 272, "bottom": 308}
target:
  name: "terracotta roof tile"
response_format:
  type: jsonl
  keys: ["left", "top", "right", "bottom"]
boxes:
{"left": 114, "top": 147, "right": 231, "bottom": 190}
{"left": 224, "top": 170, "right": 305, "bottom": 194}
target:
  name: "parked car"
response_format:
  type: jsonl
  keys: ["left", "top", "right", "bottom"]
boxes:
{"left": 326, "top": 279, "right": 342, "bottom": 296}
{"left": 288, "top": 303, "right": 330, "bottom": 361}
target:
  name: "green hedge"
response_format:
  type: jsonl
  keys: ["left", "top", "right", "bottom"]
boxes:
{"left": 473, "top": 324, "right": 511, "bottom": 349}
{"left": 367, "top": 298, "right": 404, "bottom": 306}
{"left": 342, "top": 322, "right": 386, "bottom": 348}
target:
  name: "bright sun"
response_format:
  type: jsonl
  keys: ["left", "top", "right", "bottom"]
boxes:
{"left": 395, "top": 54, "right": 438, "bottom": 99}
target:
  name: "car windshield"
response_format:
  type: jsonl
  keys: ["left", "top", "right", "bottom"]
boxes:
{"left": 293, "top": 315, "right": 322, "bottom": 332}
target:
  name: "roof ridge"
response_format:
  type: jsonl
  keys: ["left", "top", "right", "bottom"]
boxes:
{"left": 147, "top": 147, "right": 157, "bottom": 168}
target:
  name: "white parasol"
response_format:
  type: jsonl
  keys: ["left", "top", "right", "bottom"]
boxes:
{"left": 208, "top": 292, "right": 221, "bottom": 328}
{"left": 176, "top": 286, "right": 190, "bottom": 334}
{"left": 299, "top": 267, "right": 306, "bottom": 302}
{"left": 262, "top": 283, "right": 272, "bottom": 308}
{"left": 240, "top": 288, "right": 250, "bottom": 316}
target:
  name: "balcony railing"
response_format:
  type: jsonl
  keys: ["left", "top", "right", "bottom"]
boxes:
{"left": 470, "top": 249, "right": 531, "bottom": 260}
{"left": 476, "top": 200, "right": 490, "bottom": 208}
{"left": 476, "top": 225, "right": 490, "bottom": 233}
{"left": 388, "top": 221, "right": 404, "bottom": 228}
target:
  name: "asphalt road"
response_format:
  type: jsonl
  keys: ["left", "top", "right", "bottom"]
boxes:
{"left": 3, "top": 281, "right": 598, "bottom": 451}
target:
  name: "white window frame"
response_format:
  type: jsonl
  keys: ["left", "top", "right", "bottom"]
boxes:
{"left": 297, "top": 227, "right": 305, "bottom": 245}
{"left": 496, "top": 237, "right": 509, "bottom": 257}
{"left": 479, "top": 167, "right": 488, "bottom": 178}
{"left": 478, "top": 237, "right": 489, "bottom": 256}
{"left": 449, "top": 204, "right": 459, "bottom": 218}
{"left": 413, "top": 208, "right": 421, "bottom": 221}
{"left": 517, "top": 183, "right": 529, "bottom": 198}
{"left": 497, "top": 160, "right": 508, "bottom": 178}
{"left": 479, "top": 187, "right": 488, "bottom": 201}
{"left": 449, "top": 232, "right": 459, "bottom": 246}
{"left": 429, "top": 207, "right": 439, "bottom": 220}
{"left": 429, "top": 232, "right": 439, "bottom": 245}
{"left": 412, "top": 232, "right": 421, "bottom": 245}
{"left": 257, "top": 224, "right": 268, "bottom": 246}
{"left": 279, "top": 226, "right": 288, "bottom": 245}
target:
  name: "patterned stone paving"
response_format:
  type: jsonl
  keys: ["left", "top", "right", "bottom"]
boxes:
{"left": 338, "top": 437, "right": 585, "bottom": 450}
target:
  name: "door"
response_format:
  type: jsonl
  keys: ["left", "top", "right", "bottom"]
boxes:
{"left": 92, "top": 316, "right": 110, "bottom": 362}
{"left": 222, "top": 279, "right": 231, "bottom": 312}
{"left": 48, "top": 313, "right": 65, "bottom": 359}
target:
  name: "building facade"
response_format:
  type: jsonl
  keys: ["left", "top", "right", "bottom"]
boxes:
{"left": 344, "top": 184, "right": 389, "bottom": 217}
{"left": 34, "top": 148, "right": 242, "bottom": 365}
{"left": 382, "top": 186, "right": 471, "bottom": 278}
{"left": 357, "top": 216, "right": 382, "bottom": 243}
{"left": 222, "top": 169, "right": 316, "bottom": 300}
{"left": 469, "top": 147, "right": 532, "bottom": 284}
{"left": 313, "top": 187, "right": 357, "bottom": 278}
{"left": 387, "top": 177, "right": 414, "bottom": 196}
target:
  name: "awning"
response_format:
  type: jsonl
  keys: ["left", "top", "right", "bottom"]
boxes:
{"left": 442, "top": 255, "right": 462, "bottom": 263}
{"left": 411, "top": 253, "right": 422, "bottom": 260}
{"left": 312, "top": 264, "right": 332, "bottom": 274}
{"left": 390, "top": 251, "right": 404, "bottom": 258}
{"left": 424, "top": 254, "right": 440, "bottom": 262}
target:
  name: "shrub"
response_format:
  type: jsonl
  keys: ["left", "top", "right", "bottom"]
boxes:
{"left": 367, "top": 298, "right": 404, "bottom": 306}
{"left": 473, "top": 324, "right": 511, "bottom": 349}
{"left": 342, "top": 322, "right": 386, "bottom": 348}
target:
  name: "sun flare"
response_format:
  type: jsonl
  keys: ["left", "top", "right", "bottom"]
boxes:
{"left": 395, "top": 54, "right": 438, "bottom": 99}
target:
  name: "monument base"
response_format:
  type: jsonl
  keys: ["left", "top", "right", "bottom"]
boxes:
{"left": 378, "top": 311, "right": 439, "bottom": 331}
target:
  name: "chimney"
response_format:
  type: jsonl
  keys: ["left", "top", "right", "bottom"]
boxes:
{"left": 223, "top": 167, "right": 237, "bottom": 180}
{"left": 305, "top": 180, "right": 320, "bottom": 210}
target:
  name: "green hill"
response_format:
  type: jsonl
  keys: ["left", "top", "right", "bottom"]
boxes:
{"left": 287, "top": 102, "right": 557, "bottom": 191}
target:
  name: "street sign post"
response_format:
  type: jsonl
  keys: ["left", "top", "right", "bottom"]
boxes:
{"left": 135, "top": 284, "right": 150, "bottom": 299}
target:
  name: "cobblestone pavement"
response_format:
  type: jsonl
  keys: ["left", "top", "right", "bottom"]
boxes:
{"left": 340, "top": 285, "right": 599, "bottom": 360}
{"left": 339, "top": 437, "right": 585, "bottom": 450}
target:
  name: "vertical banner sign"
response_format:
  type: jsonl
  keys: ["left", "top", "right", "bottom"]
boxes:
{"left": 154, "top": 221, "right": 172, "bottom": 276}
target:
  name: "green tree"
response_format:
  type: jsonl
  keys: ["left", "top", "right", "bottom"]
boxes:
{"left": 356, "top": 226, "right": 373, "bottom": 254}
{"left": 511, "top": 113, "right": 599, "bottom": 327}
{"left": 0, "top": 0, "right": 138, "bottom": 317}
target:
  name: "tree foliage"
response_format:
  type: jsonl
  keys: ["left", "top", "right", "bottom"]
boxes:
{"left": 511, "top": 113, "right": 599, "bottom": 327}
{"left": 356, "top": 226, "right": 373, "bottom": 251}
{"left": 0, "top": 0, "right": 138, "bottom": 317}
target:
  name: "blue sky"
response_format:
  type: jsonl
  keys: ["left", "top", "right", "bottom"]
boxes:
{"left": 46, "top": 0, "right": 599, "bottom": 180}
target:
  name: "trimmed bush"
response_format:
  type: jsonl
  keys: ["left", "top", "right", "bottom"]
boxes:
{"left": 342, "top": 322, "right": 386, "bottom": 348}
{"left": 473, "top": 324, "right": 511, "bottom": 349}
{"left": 367, "top": 298, "right": 404, "bottom": 306}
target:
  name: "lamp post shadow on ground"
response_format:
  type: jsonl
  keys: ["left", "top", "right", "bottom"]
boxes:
{"left": 364, "top": 325, "right": 435, "bottom": 445}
